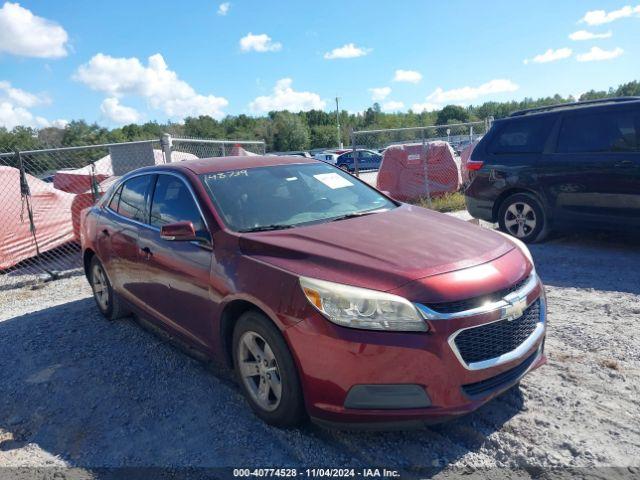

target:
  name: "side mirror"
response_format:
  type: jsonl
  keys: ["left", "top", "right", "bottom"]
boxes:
{"left": 160, "top": 221, "right": 197, "bottom": 241}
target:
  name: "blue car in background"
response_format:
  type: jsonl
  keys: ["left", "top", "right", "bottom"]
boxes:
{"left": 335, "top": 149, "right": 383, "bottom": 172}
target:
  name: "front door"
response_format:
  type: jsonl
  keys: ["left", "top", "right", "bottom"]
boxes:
{"left": 136, "top": 173, "right": 214, "bottom": 348}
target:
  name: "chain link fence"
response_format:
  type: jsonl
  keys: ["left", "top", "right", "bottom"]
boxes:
{"left": 350, "top": 119, "right": 491, "bottom": 204}
{"left": 0, "top": 135, "right": 265, "bottom": 290}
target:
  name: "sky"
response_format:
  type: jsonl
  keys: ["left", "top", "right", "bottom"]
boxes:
{"left": 0, "top": 0, "right": 638, "bottom": 129}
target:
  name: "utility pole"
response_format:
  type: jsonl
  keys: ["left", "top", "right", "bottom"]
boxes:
{"left": 335, "top": 97, "right": 343, "bottom": 148}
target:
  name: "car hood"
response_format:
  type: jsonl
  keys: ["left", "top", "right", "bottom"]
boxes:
{"left": 238, "top": 204, "right": 515, "bottom": 292}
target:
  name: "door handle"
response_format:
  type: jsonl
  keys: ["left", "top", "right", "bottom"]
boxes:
{"left": 140, "top": 246, "right": 153, "bottom": 260}
{"left": 614, "top": 160, "right": 634, "bottom": 168}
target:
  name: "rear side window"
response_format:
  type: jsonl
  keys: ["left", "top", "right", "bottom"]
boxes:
{"left": 489, "top": 116, "right": 554, "bottom": 154}
{"left": 557, "top": 110, "right": 639, "bottom": 153}
{"left": 108, "top": 185, "right": 122, "bottom": 211}
{"left": 150, "top": 175, "right": 208, "bottom": 236}
{"left": 118, "top": 175, "right": 152, "bottom": 223}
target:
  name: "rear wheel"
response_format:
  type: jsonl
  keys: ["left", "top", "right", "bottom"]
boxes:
{"left": 89, "top": 256, "right": 129, "bottom": 320}
{"left": 338, "top": 164, "right": 349, "bottom": 171}
{"left": 498, "top": 193, "right": 548, "bottom": 243}
{"left": 232, "top": 311, "right": 305, "bottom": 427}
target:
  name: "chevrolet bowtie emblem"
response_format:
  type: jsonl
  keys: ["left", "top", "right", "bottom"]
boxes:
{"left": 502, "top": 295, "right": 527, "bottom": 321}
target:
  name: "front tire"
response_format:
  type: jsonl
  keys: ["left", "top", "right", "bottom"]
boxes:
{"left": 498, "top": 192, "right": 548, "bottom": 243}
{"left": 232, "top": 311, "right": 305, "bottom": 427}
{"left": 89, "top": 256, "right": 129, "bottom": 320}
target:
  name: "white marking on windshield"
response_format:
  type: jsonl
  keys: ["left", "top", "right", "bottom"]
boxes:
{"left": 313, "top": 173, "right": 353, "bottom": 189}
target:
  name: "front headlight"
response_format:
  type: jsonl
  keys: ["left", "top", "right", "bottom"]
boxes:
{"left": 299, "top": 276, "right": 427, "bottom": 332}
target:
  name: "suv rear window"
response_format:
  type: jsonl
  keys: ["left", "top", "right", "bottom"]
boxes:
{"left": 557, "top": 110, "right": 639, "bottom": 153}
{"left": 489, "top": 116, "right": 554, "bottom": 154}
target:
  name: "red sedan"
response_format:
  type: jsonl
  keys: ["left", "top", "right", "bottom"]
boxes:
{"left": 80, "top": 155, "right": 546, "bottom": 428}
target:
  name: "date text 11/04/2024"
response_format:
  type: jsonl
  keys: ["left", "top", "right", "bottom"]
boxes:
{"left": 232, "top": 469, "right": 401, "bottom": 478}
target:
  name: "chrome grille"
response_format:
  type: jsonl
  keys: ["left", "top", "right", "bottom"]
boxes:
{"left": 454, "top": 300, "right": 540, "bottom": 364}
{"left": 425, "top": 276, "right": 529, "bottom": 314}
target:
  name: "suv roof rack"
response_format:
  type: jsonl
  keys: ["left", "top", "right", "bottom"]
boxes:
{"left": 509, "top": 97, "right": 640, "bottom": 117}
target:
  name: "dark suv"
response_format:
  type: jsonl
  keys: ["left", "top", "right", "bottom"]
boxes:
{"left": 465, "top": 97, "right": 640, "bottom": 242}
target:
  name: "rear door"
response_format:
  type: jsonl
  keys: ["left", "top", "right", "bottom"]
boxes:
{"left": 338, "top": 152, "right": 353, "bottom": 169}
{"left": 544, "top": 106, "right": 640, "bottom": 227}
{"left": 358, "top": 150, "right": 380, "bottom": 170}
{"left": 97, "top": 174, "right": 153, "bottom": 299}
{"left": 136, "top": 173, "right": 214, "bottom": 348}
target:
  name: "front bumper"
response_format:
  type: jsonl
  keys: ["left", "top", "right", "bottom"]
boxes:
{"left": 284, "top": 278, "right": 546, "bottom": 427}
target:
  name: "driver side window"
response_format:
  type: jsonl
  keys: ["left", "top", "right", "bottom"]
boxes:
{"left": 150, "top": 175, "right": 209, "bottom": 239}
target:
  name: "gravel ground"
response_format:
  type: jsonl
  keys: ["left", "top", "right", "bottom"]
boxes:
{"left": 1, "top": 228, "right": 639, "bottom": 477}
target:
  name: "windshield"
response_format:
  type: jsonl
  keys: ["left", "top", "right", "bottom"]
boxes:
{"left": 200, "top": 163, "right": 396, "bottom": 232}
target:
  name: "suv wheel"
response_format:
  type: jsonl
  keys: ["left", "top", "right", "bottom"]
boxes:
{"left": 498, "top": 193, "right": 548, "bottom": 243}
{"left": 338, "top": 164, "right": 349, "bottom": 171}
{"left": 232, "top": 311, "right": 305, "bottom": 427}
{"left": 89, "top": 256, "right": 129, "bottom": 320}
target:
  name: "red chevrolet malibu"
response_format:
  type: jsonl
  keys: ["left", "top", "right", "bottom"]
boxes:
{"left": 80, "top": 155, "right": 546, "bottom": 428}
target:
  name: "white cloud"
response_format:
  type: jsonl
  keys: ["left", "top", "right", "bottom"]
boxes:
{"left": 74, "top": 53, "right": 229, "bottom": 119}
{"left": 0, "top": 2, "right": 68, "bottom": 58}
{"left": 524, "top": 47, "right": 572, "bottom": 64}
{"left": 0, "top": 81, "right": 50, "bottom": 108}
{"left": 393, "top": 69, "right": 422, "bottom": 83}
{"left": 50, "top": 119, "right": 68, "bottom": 129}
{"left": 0, "top": 102, "right": 38, "bottom": 129}
{"left": 249, "top": 78, "right": 325, "bottom": 113}
{"left": 323, "top": 43, "right": 371, "bottom": 59}
{"left": 569, "top": 30, "right": 613, "bottom": 41}
{"left": 369, "top": 87, "right": 391, "bottom": 101}
{"left": 425, "top": 79, "right": 519, "bottom": 104}
{"left": 100, "top": 97, "right": 141, "bottom": 125}
{"left": 382, "top": 101, "right": 404, "bottom": 112}
{"left": 239, "top": 32, "right": 282, "bottom": 52}
{"left": 0, "top": 81, "right": 64, "bottom": 129}
{"left": 576, "top": 46, "right": 624, "bottom": 62}
{"left": 581, "top": 4, "right": 640, "bottom": 25}
{"left": 411, "top": 102, "right": 441, "bottom": 112}
{"left": 217, "top": 2, "right": 230, "bottom": 15}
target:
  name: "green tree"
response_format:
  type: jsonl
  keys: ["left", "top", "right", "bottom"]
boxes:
{"left": 61, "top": 120, "right": 110, "bottom": 146}
{"left": 1, "top": 79, "right": 639, "bottom": 154}
{"left": 616, "top": 80, "right": 640, "bottom": 96}
{"left": 272, "top": 112, "right": 310, "bottom": 151}
{"left": 310, "top": 125, "right": 338, "bottom": 149}
{"left": 0, "top": 126, "right": 40, "bottom": 153}
{"left": 436, "top": 105, "right": 469, "bottom": 125}
{"left": 184, "top": 115, "right": 225, "bottom": 138}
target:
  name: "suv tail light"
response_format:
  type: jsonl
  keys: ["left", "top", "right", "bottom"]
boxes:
{"left": 466, "top": 160, "right": 484, "bottom": 171}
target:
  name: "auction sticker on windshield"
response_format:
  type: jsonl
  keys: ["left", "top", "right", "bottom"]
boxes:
{"left": 313, "top": 173, "right": 353, "bottom": 189}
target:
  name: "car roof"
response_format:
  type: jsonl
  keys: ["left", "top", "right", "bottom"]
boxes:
{"left": 507, "top": 97, "right": 640, "bottom": 119}
{"left": 151, "top": 155, "right": 317, "bottom": 175}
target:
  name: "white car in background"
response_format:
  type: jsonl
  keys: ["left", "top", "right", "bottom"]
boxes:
{"left": 313, "top": 152, "right": 340, "bottom": 165}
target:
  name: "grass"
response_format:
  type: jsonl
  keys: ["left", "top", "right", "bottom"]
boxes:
{"left": 411, "top": 191, "right": 467, "bottom": 213}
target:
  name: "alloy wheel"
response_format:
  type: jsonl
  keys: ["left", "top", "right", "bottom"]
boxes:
{"left": 504, "top": 202, "right": 537, "bottom": 239}
{"left": 237, "top": 331, "right": 282, "bottom": 412}
{"left": 91, "top": 263, "right": 109, "bottom": 311}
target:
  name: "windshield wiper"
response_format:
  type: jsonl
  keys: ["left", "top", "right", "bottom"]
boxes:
{"left": 240, "top": 224, "right": 295, "bottom": 233}
{"left": 330, "top": 209, "right": 389, "bottom": 223}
